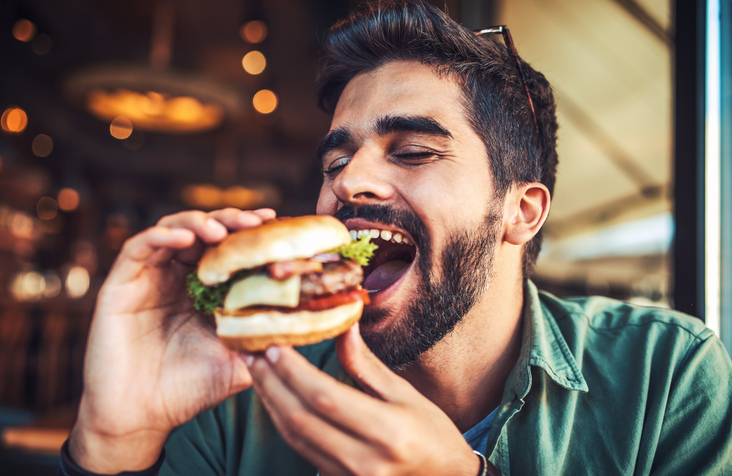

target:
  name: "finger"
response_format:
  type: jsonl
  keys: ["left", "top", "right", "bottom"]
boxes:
{"left": 259, "top": 346, "right": 398, "bottom": 444}
{"left": 171, "top": 238, "right": 205, "bottom": 267}
{"left": 165, "top": 209, "right": 273, "bottom": 266}
{"left": 252, "top": 208, "right": 276, "bottom": 221}
{"left": 145, "top": 247, "right": 177, "bottom": 268}
{"left": 157, "top": 211, "right": 227, "bottom": 244}
{"left": 336, "top": 323, "right": 415, "bottom": 402}
{"left": 107, "top": 227, "right": 196, "bottom": 285}
{"left": 248, "top": 355, "right": 368, "bottom": 476}
{"left": 206, "top": 208, "right": 267, "bottom": 231}
{"left": 226, "top": 352, "right": 254, "bottom": 395}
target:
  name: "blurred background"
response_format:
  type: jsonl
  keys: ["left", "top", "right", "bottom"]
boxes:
{"left": 0, "top": 0, "right": 730, "bottom": 473}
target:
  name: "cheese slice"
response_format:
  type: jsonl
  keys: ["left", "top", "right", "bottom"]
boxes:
{"left": 224, "top": 274, "right": 301, "bottom": 311}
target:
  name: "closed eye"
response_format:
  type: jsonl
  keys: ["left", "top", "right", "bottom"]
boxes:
{"left": 391, "top": 150, "right": 441, "bottom": 165}
{"left": 393, "top": 152, "right": 436, "bottom": 159}
{"left": 321, "top": 157, "right": 351, "bottom": 178}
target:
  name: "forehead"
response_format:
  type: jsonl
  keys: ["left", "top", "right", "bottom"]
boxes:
{"left": 331, "top": 61, "right": 468, "bottom": 132}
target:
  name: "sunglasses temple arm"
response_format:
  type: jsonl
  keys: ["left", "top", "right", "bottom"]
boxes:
{"left": 501, "top": 29, "right": 539, "bottom": 131}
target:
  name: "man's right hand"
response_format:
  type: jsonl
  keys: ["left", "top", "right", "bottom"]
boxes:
{"left": 68, "top": 207, "right": 275, "bottom": 473}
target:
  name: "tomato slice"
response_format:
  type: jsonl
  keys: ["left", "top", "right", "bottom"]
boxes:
{"left": 299, "top": 288, "right": 370, "bottom": 310}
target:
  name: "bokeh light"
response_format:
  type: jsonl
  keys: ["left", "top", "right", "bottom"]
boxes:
{"left": 181, "top": 184, "right": 222, "bottom": 209}
{"left": 87, "top": 89, "right": 223, "bottom": 134}
{"left": 110, "top": 116, "right": 133, "bottom": 139}
{"left": 252, "top": 89, "right": 278, "bottom": 114}
{"left": 181, "top": 183, "right": 280, "bottom": 209}
{"left": 66, "top": 266, "right": 90, "bottom": 298}
{"left": 167, "top": 97, "right": 204, "bottom": 122}
{"left": 1, "top": 107, "right": 28, "bottom": 133}
{"left": 43, "top": 271, "right": 62, "bottom": 298}
{"left": 242, "top": 51, "right": 266, "bottom": 75}
{"left": 32, "top": 134, "right": 53, "bottom": 157}
{"left": 10, "top": 271, "right": 45, "bottom": 301}
{"left": 57, "top": 188, "right": 80, "bottom": 211}
{"left": 37, "top": 196, "right": 58, "bottom": 221}
{"left": 12, "top": 19, "right": 36, "bottom": 42}
{"left": 142, "top": 92, "right": 165, "bottom": 115}
{"left": 10, "top": 212, "right": 34, "bottom": 238}
{"left": 240, "top": 20, "right": 267, "bottom": 44}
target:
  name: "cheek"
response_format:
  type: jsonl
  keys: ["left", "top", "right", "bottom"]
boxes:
{"left": 404, "top": 166, "right": 493, "bottom": 231}
{"left": 316, "top": 184, "right": 337, "bottom": 215}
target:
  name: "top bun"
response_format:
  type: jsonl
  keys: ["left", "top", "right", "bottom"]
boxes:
{"left": 197, "top": 215, "right": 352, "bottom": 286}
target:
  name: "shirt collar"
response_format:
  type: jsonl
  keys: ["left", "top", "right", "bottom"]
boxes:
{"left": 505, "top": 280, "right": 588, "bottom": 401}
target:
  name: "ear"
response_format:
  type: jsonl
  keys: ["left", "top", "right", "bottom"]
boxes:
{"left": 503, "top": 182, "right": 551, "bottom": 246}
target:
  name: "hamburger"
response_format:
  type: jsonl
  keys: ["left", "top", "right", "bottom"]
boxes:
{"left": 186, "top": 215, "right": 377, "bottom": 352}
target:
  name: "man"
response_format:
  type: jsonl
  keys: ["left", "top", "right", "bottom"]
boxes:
{"left": 61, "top": 1, "right": 732, "bottom": 475}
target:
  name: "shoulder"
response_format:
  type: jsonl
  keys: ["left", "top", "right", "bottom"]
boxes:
{"left": 539, "top": 290, "right": 714, "bottom": 345}
{"left": 533, "top": 290, "right": 730, "bottom": 394}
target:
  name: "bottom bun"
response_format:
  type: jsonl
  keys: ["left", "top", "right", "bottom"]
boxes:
{"left": 215, "top": 299, "right": 363, "bottom": 352}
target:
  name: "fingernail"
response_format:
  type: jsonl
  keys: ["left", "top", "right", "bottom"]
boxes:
{"left": 265, "top": 346, "right": 280, "bottom": 363}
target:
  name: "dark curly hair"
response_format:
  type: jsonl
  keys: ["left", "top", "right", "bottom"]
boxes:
{"left": 316, "top": 0, "right": 559, "bottom": 277}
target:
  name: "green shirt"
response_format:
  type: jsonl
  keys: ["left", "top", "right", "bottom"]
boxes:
{"left": 161, "top": 282, "right": 732, "bottom": 475}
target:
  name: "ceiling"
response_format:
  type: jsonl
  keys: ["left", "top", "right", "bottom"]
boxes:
{"left": 498, "top": 0, "right": 673, "bottom": 238}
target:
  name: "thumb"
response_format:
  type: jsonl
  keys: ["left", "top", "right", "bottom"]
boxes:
{"left": 336, "top": 322, "right": 412, "bottom": 402}
{"left": 226, "top": 351, "right": 254, "bottom": 395}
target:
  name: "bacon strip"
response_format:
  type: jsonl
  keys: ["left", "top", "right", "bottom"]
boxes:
{"left": 267, "top": 259, "right": 324, "bottom": 280}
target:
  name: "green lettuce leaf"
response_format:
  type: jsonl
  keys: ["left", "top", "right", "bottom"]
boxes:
{"left": 330, "top": 235, "right": 379, "bottom": 267}
{"left": 186, "top": 273, "right": 229, "bottom": 316}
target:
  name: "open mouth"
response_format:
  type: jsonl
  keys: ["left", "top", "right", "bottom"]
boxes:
{"left": 348, "top": 227, "right": 418, "bottom": 293}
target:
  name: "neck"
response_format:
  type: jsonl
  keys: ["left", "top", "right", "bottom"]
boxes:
{"left": 396, "top": 270, "right": 525, "bottom": 433}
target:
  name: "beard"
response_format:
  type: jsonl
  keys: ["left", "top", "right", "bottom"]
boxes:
{"left": 333, "top": 203, "right": 502, "bottom": 370}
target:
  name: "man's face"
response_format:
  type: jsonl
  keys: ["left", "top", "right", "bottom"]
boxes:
{"left": 316, "top": 61, "right": 503, "bottom": 368}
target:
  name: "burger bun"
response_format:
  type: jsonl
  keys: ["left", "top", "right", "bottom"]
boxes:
{"left": 215, "top": 299, "right": 363, "bottom": 352}
{"left": 198, "top": 215, "right": 352, "bottom": 286}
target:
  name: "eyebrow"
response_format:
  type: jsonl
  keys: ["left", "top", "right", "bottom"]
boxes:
{"left": 375, "top": 115, "right": 453, "bottom": 138}
{"left": 317, "top": 115, "right": 453, "bottom": 163}
{"left": 317, "top": 128, "right": 354, "bottom": 163}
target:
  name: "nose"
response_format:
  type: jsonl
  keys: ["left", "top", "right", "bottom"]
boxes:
{"left": 331, "top": 148, "right": 395, "bottom": 205}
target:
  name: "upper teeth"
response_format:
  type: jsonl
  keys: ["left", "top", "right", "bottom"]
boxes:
{"left": 349, "top": 228, "right": 413, "bottom": 245}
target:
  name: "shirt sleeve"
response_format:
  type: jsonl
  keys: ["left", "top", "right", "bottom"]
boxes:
{"left": 57, "top": 439, "right": 165, "bottom": 476}
{"left": 650, "top": 333, "right": 732, "bottom": 475}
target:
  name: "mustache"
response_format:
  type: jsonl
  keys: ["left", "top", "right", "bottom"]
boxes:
{"left": 333, "top": 204, "right": 430, "bottom": 253}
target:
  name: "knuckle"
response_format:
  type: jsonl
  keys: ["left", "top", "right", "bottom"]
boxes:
{"left": 384, "top": 427, "right": 415, "bottom": 462}
{"left": 190, "top": 210, "right": 209, "bottom": 222}
{"left": 275, "top": 359, "right": 296, "bottom": 382}
{"left": 211, "top": 207, "right": 239, "bottom": 216}
{"left": 311, "top": 391, "right": 336, "bottom": 413}
{"left": 119, "top": 230, "right": 145, "bottom": 253}
{"left": 156, "top": 211, "right": 181, "bottom": 225}
{"left": 363, "top": 463, "right": 390, "bottom": 476}
{"left": 282, "top": 409, "right": 308, "bottom": 434}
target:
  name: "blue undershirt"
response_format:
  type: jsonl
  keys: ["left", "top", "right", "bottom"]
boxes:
{"left": 462, "top": 406, "right": 498, "bottom": 454}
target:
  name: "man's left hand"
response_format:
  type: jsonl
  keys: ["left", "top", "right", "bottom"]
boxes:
{"left": 247, "top": 323, "right": 481, "bottom": 476}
